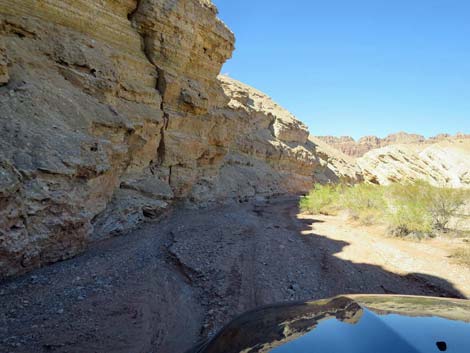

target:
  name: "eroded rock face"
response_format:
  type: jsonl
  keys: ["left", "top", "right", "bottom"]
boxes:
{"left": 308, "top": 136, "right": 363, "bottom": 185}
{"left": 317, "top": 132, "right": 469, "bottom": 158}
{"left": 193, "top": 76, "right": 316, "bottom": 201}
{"left": 0, "top": 27, "right": 8, "bottom": 85}
{"left": 0, "top": 0, "right": 360, "bottom": 278}
{"left": 127, "top": 0, "right": 236, "bottom": 200}
{"left": 0, "top": 0, "right": 169, "bottom": 277}
{"left": 357, "top": 140, "right": 470, "bottom": 188}
{"left": 203, "top": 76, "right": 362, "bottom": 201}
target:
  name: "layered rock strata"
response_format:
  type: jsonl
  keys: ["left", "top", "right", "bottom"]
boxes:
{"left": 357, "top": 140, "right": 470, "bottom": 188}
{"left": 317, "top": 132, "right": 470, "bottom": 158}
{"left": 0, "top": 0, "right": 359, "bottom": 278}
{"left": 0, "top": 0, "right": 169, "bottom": 277}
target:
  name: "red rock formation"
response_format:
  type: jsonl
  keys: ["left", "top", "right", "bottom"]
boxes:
{"left": 317, "top": 132, "right": 469, "bottom": 157}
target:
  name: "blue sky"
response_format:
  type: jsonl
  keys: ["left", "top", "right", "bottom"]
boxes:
{"left": 213, "top": 0, "right": 470, "bottom": 139}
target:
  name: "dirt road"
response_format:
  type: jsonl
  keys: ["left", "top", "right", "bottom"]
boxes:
{"left": 0, "top": 196, "right": 467, "bottom": 353}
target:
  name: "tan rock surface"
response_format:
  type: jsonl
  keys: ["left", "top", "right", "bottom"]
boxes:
{"left": 357, "top": 139, "right": 470, "bottom": 188}
{"left": 0, "top": 0, "right": 168, "bottom": 277}
{"left": 208, "top": 76, "right": 317, "bottom": 200}
{"left": 317, "top": 132, "right": 469, "bottom": 158}
{"left": 0, "top": 0, "right": 360, "bottom": 278}
{"left": 201, "top": 76, "right": 362, "bottom": 202}
{"left": 308, "top": 136, "right": 363, "bottom": 185}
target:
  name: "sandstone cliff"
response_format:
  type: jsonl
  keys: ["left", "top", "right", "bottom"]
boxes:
{"left": 0, "top": 0, "right": 360, "bottom": 278}
{"left": 212, "top": 76, "right": 361, "bottom": 200}
{"left": 357, "top": 139, "right": 470, "bottom": 188}
{"left": 317, "top": 132, "right": 469, "bottom": 158}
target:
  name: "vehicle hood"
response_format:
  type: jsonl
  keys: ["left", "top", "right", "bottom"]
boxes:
{"left": 190, "top": 295, "right": 470, "bottom": 353}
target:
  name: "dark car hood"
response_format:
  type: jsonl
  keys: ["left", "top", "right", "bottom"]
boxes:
{"left": 190, "top": 295, "right": 470, "bottom": 353}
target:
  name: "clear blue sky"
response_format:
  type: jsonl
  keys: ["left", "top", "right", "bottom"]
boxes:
{"left": 213, "top": 0, "right": 470, "bottom": 139}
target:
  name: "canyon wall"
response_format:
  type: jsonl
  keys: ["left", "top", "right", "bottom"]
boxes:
{"left": 317, "top": 132, "right": 470, "bottom": 158}
{"left": 317, "top": 132, "right": 470, "bottom": 188}
{"left": 0, "top": 0, "right": 360, "bottom": 278}
{"left": 358, "top": 139, "right": 470, "bottom": 188}
{"left": 0, "top": 0, "right": 172, "bottom": 278}
{"left": 0, "top": 0, "right": 465, "bottom": 280}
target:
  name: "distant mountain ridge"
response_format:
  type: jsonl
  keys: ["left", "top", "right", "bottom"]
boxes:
{"left": 357, "top": 139, "right": 470, "bottom": 189}
{"left": 316, "top": 132, "right": 470, "bottom": 158}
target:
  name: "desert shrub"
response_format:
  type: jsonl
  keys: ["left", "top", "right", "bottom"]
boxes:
{"left": 300, "top": 183, "right": 385, "bottom": 223}
{"left": 386, "top": 182, "right": 434, "bottom": 237}
{"left": 299, "top": 184, "right": 340, "bottom": 215}
{"left": 427, "top": 187, "right": 468, "bottom": 230}
{"left": 451, "top": 246, "right": 470, "bottom": 267}
{"left": 386, "top": 182, "right": 468, "bottom": 237}
{"left": 339, "top": 183, "right": 386, "bottom": 224}
{"left": 387, "top": 201, "right": 433, "bottom": 238}
{"left": 300, "top": 181, "right": 468, "bottom": 238}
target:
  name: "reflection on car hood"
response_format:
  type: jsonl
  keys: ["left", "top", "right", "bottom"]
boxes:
{"left": 189, "top": 295, "right": 470, "bottom": 353}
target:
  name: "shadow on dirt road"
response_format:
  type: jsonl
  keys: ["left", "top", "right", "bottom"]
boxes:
{"left": 0, "top": 196, "right": 465, "bottom": 353}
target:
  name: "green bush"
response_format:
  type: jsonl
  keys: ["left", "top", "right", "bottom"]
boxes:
{"left": 387, "top": 202, "right": 433, "bottom": 237}
{"left": 299, "top": 184, "right": 340, "bottom": 215}
{"left": 339, "top": 183, "right": 386, "bottom": 225}
{"left": 386, "top": 182, "right": 434, "bottom": 237}
{"left": 300, "top": 183, "right": 386, "bottom": 224}
{"left": 300, "top": 181, "right": 468, "bottom": 238}
{"left": 386, "top": 182, "right": 467, "bottom": 237}
{"left": 427, "top": 187, "right": 468, "bottom": 230}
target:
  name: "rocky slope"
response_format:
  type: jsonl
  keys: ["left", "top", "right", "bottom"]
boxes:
{"left": 318, "top": 131, "right": 470, "bottom": 188}
{"left": 0, "top": 0, "right": 361, "bottom": 279}
{"left": 214, "top": 76, "right": 362, "bottom": 198}
{"left": 357, "top": 139, "right": 470, "bottom": 188}
{"left": 317, "top": 132, "right": 470, "bottom": 158}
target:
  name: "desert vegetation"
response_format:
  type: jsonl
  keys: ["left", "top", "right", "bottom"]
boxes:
{"left": 451, "top": 246, "right": 470, "bottom": 268}
{"left": 300, "top": 181, "right": 469, "bottom": 239}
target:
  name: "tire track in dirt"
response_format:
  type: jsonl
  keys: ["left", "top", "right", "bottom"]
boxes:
{"left": 0, "top": 196, "right": 465, "bottom": 353}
